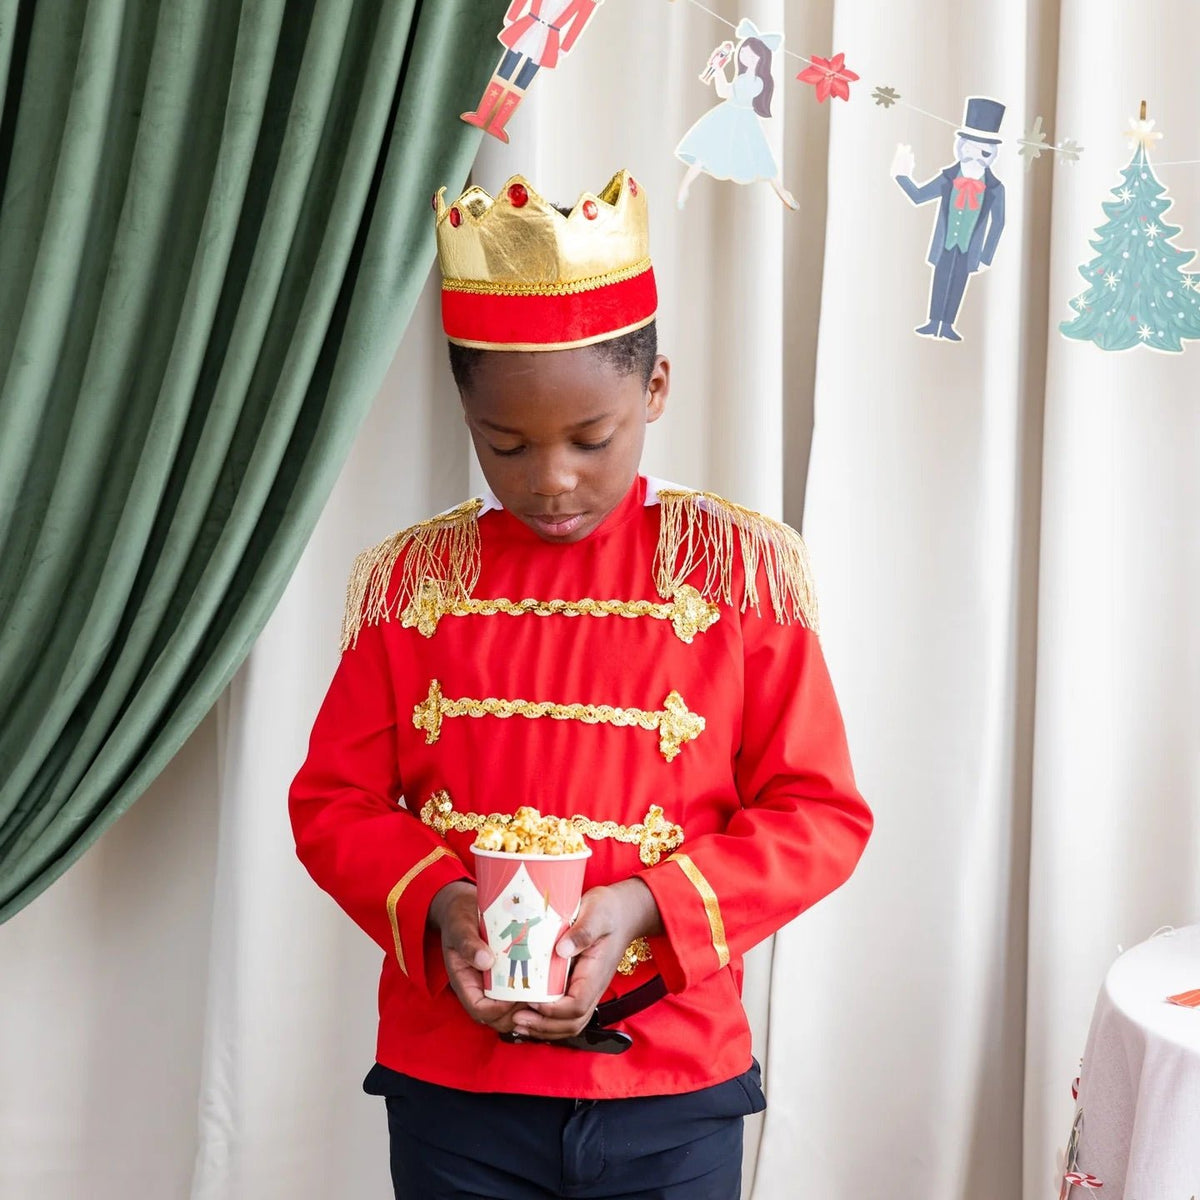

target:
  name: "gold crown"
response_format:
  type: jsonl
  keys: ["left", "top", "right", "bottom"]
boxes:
{"left": 434, "top": 169, "right": 650, "bottom": 293}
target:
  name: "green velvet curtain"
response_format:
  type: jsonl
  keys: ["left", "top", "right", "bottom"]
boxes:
{"left": 0, "top": 0, "right": 508, "bottom": 920}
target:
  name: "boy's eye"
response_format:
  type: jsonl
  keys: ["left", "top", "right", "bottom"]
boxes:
{"left": 575, "top": 437, "right": 613, "bottom": 453}
{"left": 490, "top": 444, "right": 526, "bottom": 457}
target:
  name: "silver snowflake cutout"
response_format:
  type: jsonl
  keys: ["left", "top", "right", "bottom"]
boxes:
{"left": 871, "top": 85, "right": 900, "bottom": 108}
{"left": 1117, "top": 187, "right": 1134, "bottom": 204}
{"left": 1018, "top": 116, "right": 1050, "bottom": 167}
{"left": 1146, "top": 222, "right": 1161, "bottom": 241}
{"left": 1184, "top": 275, "right": 1199, "bottom": 292}
{"left": 1138, "top": 323, "right": 1153, "bottom": 340}
{"left": 1056, "top": 137, "right": 1083, "bottom": 163}
{"left": 1104, "top": 271, "right": 1119, "bottom": 290}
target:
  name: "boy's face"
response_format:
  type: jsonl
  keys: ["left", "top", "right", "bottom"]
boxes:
{"left": 459, "top": 346, "right": 669, "bottom": 544}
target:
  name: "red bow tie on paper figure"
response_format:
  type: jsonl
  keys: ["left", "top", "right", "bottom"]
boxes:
{"left": 462, "top": 0, "right": 605, "bottom": 144}
{"left": 891, "top": 96, "right": 1007, "bottom": 343}
{"left": 952, "top": 175, "right": 987, "bottom": 210}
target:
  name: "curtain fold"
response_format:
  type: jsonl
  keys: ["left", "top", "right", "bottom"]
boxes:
{"left": 0, "top": 0, "right": 510, "bottom": 921}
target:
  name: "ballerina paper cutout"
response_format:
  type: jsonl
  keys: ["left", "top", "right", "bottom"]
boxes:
{"left": 462, "top": 1, "right": 606, "bottom": 144}
{"left": 676, "top": 18, "right": 798, "bottom": 211}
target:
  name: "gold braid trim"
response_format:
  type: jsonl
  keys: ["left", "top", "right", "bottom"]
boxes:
{"left": 402, "top": 579, "right": 719, "bottom": 643}
{"left": 616, "top": 937, "right": 654, "bottom": 976}
{"left": 653, "top": 489, "right": 819, "bottom": 630}
{"left": 412, "top": 682, "right": 705, "bottom": 763}
{"left": 341, "top": 499, "right": 483, "bottom": 652}
{"left": 419, "top": 791, "right": 685, "bottom": 866}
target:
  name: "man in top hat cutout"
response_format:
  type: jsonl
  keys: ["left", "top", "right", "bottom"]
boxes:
{"left": 891, "top": 97, "right": 1006, "bottom": 341}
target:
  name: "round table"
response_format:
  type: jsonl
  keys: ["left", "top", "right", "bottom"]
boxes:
{"left": 1066, "top": 924, "right": 1200, "bottom": 1197}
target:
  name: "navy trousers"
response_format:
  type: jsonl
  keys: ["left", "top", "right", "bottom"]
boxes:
{"left": 928, "top": 245, "right": 974, "bottom": 328}
{"left": 364, "top": 1061, "right": 766, "bottom": 1200}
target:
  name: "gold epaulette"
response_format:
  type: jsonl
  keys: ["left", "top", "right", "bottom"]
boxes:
{"left": 340, "top": 499, "right": 483, "bottom": 652}
{"left": 653, "top": 489, "right": 819, "bottom": 630}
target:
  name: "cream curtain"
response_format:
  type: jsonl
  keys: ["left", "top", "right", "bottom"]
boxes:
{"left": 2, "top": 1, "right": 1198, "bottom": 1197}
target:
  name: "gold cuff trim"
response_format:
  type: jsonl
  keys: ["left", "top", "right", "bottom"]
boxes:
{"left": 617, "top": 937, "right": 654, "bottom": 976}
{"left": 342, "top": 499, "right": 483, "bottom": 653}
{"left": 386, "top": 846, "right": 455, "bottom": 976}
{"left": 668, "top": 853, "right": 730, "bottom": 969}
{"left": 654, "top": 489, "right": 819, "bottom": 630}
{"left": 413, "top": 682, "right": 704, "bottom": 762}
{"left": 402, "top": 579, "right": 719, "bottom": 643}
{"left": 442, "top": 258, "right": 653, "bottom": 297}
{"left": 419, "top": 790, "right": 685, "bottom": 866}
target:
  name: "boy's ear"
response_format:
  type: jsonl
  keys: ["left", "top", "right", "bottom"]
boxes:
{"left": 645, "top": 355, "right": 670, "bottom": 424}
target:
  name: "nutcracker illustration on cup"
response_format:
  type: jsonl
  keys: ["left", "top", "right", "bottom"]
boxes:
{"left": 496, "top": 886, "right": 545, "bottom": 991}
{"left": 462, "top": 0, "right": 606, "bottom": 144}
{"left": 472, "top": 808, "right": 592, "bottom": 1003}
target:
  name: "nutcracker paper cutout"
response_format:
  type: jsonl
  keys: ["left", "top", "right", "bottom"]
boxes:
{"left": 892, "top": 97, "right": 1007, "bottom": 341}
{"left": 462, "top": 1, "right": 605, "bottom": 144}
{"left": 676, "top": 19, "right": 798, "bottom": 211}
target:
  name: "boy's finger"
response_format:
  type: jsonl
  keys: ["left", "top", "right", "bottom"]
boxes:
{"left": 556, "top": 896, "right": 610, "bottom": 958}
{"left": 512, "top": 1010, "right": 589, "bottom": 1039}
{"left": 447, "top": 926, "right": 495, "bottom": 971}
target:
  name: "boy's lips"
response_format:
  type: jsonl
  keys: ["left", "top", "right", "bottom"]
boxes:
{"left": 525, "top": 512, "right": 588, "bottom": 537}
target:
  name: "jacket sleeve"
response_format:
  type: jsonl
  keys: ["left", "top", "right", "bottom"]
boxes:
{"left": 559, "top": 1, "right": 597, "bottom": 53}
{"left": 637, "top": 596, "right": 873, "bottom": 994}
{"left": 289, "top": 617, "right": 472, "bottom": 995}
{"left": 895, "top": 172, "right": 944, "bottom": 205}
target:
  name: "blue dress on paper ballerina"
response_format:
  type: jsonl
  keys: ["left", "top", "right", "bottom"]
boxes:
{"left": 676, "top": 73, "right": 779, "bottom": 183}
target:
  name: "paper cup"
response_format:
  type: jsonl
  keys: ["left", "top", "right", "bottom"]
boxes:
{"left": 471, "top": 846, "right": 592, "bottom": 1002}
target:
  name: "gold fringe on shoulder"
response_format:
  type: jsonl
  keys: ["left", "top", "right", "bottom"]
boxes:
{"left": 340, "top": 499, "right": 483, "bottom": 652}
{"left": 653, "top": 489, "right": 819, "bottom": 630}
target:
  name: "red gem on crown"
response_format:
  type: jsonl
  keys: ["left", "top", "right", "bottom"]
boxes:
{"left": 508, "top": 183, "right": 529, "bottom": 208}
{"left": 629, "top": 178, "right": 639, "bottom": 197}
{"left": 583, "top": 200, "right": 598, "bottom": 220}
{"left": 431, "top": 192, "right": 438, "bottom": 211}
{"left": 449, "top": 207, "right": 462, "bottom": 228}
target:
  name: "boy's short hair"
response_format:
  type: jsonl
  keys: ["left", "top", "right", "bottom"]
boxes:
{"left": 447, "top": 320, "right": 659, "bottom": 394}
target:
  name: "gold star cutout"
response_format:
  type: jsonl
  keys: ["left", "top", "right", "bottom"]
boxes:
{"left": 1125, "top": 116, "right": 1163, "bottom": 152}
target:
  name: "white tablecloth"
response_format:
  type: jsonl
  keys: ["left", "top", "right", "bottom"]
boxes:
{"left": 1068, "top": 925, "right": 1200, "bottom": 1197}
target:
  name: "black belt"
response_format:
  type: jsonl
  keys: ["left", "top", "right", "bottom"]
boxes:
{"left": 499, "top": 974, "right": 668, "bottom": 1055}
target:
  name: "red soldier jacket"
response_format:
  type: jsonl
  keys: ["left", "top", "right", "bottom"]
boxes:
{"left": 289, "top": 475, "right": 872, "bottom": 1099}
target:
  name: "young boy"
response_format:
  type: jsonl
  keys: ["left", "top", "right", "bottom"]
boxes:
{"left": 289, "top": 170, "right": 872, "bottom": 1199}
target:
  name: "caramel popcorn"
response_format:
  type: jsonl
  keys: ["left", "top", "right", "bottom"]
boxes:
{"left": 472, "top": 806, "right": 587, "bottom": 855}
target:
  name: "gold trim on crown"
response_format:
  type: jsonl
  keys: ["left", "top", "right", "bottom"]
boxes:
{"left": 435, "top": 170, "right": 649, "bottom": 290}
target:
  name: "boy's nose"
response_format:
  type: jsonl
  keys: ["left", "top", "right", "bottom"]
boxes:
{"left": 528, "top": 455, "right": 577, "bottom": 498}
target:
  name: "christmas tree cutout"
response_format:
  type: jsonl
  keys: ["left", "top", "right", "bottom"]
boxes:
{"left": 1061, "top": 102, "right": 1200, "bottom": 353}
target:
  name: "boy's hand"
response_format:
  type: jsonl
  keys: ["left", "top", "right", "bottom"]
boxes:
{"left": 509, "top": 879, "right": 663, "bottom": 1042}
{"left": 429, "top": 881, "right": 522, "bottom": 1035}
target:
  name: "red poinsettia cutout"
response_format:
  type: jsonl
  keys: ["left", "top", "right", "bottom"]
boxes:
{"left": 797, "top": 53, "right": 859, "bottom": 102}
